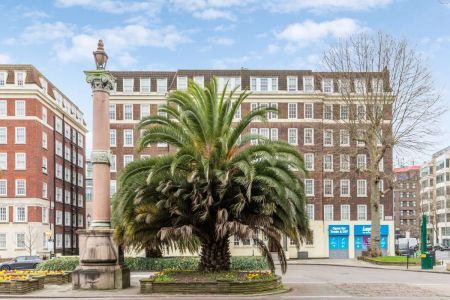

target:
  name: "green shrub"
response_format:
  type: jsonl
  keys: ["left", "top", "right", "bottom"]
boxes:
{"left": 37, "top": 256, "right": 268, "bottom": 272}
{"left": 231, "top": 256, "right": 268, "bottom": 270}
{"left": 36, "top": 257, "right": 79, "bottom": 272}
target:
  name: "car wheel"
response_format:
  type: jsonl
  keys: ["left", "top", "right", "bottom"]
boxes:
{"left": 0, "top": 265, "right": 10, "bottom": 271}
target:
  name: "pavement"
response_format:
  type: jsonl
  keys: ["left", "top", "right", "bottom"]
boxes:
{"left": 4, "top": 259, "right": 450, "bottom": 299}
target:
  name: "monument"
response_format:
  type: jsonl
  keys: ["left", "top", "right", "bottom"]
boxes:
{"left": 72, "top": 40, "right": 130, "bottom": 289}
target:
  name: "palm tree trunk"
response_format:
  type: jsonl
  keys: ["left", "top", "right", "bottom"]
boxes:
{"left": 199, "top": 236, "right": 231, "bottom": 272}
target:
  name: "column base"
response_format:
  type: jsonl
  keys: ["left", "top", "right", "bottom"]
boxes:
{"left": 72, "top": 228, "right": 130, "bottom": 290}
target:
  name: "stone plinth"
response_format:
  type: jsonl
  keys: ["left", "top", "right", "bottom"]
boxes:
{"left": 72, "top": 229, "right": 130, "bottom": 290}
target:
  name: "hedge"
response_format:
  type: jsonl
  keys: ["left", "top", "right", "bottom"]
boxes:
{"left": 37, "top": 256, "right": 268, "bottom": 272}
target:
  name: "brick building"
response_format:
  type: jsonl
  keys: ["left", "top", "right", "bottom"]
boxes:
{"left": 393, "top": 166, "right": 421, "bottom": 239}
{"left": 0, "top": 65, "right": 87, "bottom": 258}
{"left": 420, "top": 146, "right": 450, "bottom": 246}
{"left": 108, "top": 69, "right": 395, "bottom": 259}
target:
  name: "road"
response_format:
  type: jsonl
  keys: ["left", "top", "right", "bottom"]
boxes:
{"left": 6, "top": 264, "right": 450, "bottom": 299}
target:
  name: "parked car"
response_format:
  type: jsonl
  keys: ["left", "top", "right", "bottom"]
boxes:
{"left": 0, "top": 256, "right": 41, "bottom": 270}
{"left": 433, "top": 244, "right": 449, "bottom": 251}
{"left": 397, "top": 238, "right": 418, "bottom": 255}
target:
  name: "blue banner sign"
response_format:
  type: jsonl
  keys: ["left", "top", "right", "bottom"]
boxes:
{"left": 328, "top": 225, "right": 350, "bottom": 235}
{"left": 354, "top": 225, "right": 389, "bottom": 236}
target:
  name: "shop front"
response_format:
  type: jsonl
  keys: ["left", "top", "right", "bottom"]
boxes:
{"left": 354, "top": 225, "right": 389, "bottom": 257}
{"left": 328, "top": 225, "right": 349, "bottom": 259}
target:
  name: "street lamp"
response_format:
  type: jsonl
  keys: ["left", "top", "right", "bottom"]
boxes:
{"left": 93, "top": 40, "right": 108, "bottom": 70}
{"left": 45, "top": 230, "right": 54, "bottom": 258}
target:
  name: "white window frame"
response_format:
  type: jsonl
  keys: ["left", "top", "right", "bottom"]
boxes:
{"left": 288, "top": 103, "right": 297, "bottom": 119}
{"left": 357, "top": 179, "right": 367, "bottom": 197}
{"left": 109, "top": 104, "right": 116, "bottom": 120}
{"left": 140, "top": 78, "right": 151, "bottom": 93}
{"left": 110, "top": 129, "right": 117, "bottom": 147}
{"left": 157, "top": 78, "right": 168, "bottom": 93}
{"left": 177, "top": 76, "right": 188, "bottom": 90}
{"left": 324, "top": 204, "right": 333, "bottom": 221}
{"left": 322, "top": 79, "right": 333, "bottom": 93}
{"left": 140, "top": 104, "right": 150, "bottom": 119}
{"left": 123, "top": 78, "right": 134, "bottom": 93}
{"left": 340, "top": 154, "right": 350, "bottom": 171}
{"left": 340, "top": 179, "right": 350, "bottom": 197}
{"left": 303, "top": 76, "right": 314, "bottom": 92}
{"left": 110, "top": 154, "right": 117, "bottom": 172}
{"left": 339, "top": 130, "right": 350, "bottom": 146}
{"left": 14, "top": 206, "right": 26, "bottom": 222}
{"left": 16, "top": 233, "right": 25, "bottom": 248}
{"left": 193, "top": 76, "right": 204, "bottom": 87}
{"left": 0, "top": 127, "right": 6, "bottom": 144}
{"left": 341, "top": 204, "right": 350, "bottom": 221}
{"left": 323, "top": 104, "right": 332, "bottom": 120}
{"left": 287, "top": 76, "right": 298, "bottom": 92}
{"left": 307, "top": 204, "right": 314, "bottom": 220}
{"left": 123, "top": 129, "right": 134, "bottom": 147}
{"left": 0, "top": 153, "right": 6, "bottom": 170}
{"left": 123, "top": 104, "right": 133, "bottom": 120}
{"left": 323, "top": 129, "right": 333, "bottom": 147}
{"left": 304, "top": 179, "right": 314, "bottom": 197}
{"left": 0, "top": 100, "right": 6, "bottom": 117}
{"left": 0, "top": 180, "right": 6, "bottom": 196}
{"left": 340, "top": 105, "right": 349, "bottom": 120}
{"left": 288, "top": 128, "right": 298, "bottom": 145}
{"left": 304, "top": 103, "right": 314, "bottom": 119}
{"left": 123, "top": 155, "right": 134, "bottom": 167}
{"left": 357, "top": 204, "right": 367, "bottom": 221}
{"left": 0, "top": 206, "right": 8, "bottom": 222}
{"left": 356, "top": 154, "right": 367, "bottom": 171}
{"left": 304, "top": 153, "right": 314, "bottom": 171}
{"left": 304, "top": 128, "right": 314, "bottom": 145}
{"left": 323, "top": 179, "right": 333, "bottom": 197}
{"left": 323, "top": 154, "right": 333, "bottom": 171}
{"left": 15, "top": 153, "right": 26, "bottom": 170}
{"left": 15, "top": 71, "right": 26, "bottom": 86}
{"left": 15, "top": 127, "right": 26, "bottom": 144}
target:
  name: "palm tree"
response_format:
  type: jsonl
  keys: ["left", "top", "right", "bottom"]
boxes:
{"left": 112, "top": 78, "right": 310, "bottom": 273}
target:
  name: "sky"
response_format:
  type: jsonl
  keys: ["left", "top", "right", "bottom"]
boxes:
{"left": 0, "top": 0, "right": 449, "bottom": 164}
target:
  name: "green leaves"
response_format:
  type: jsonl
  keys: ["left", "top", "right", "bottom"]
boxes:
{"left": 112, "top": 77, "right": 309, "bottom": 273}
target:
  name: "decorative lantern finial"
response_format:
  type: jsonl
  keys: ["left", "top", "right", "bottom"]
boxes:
{"left": 93, "top": 40, "right": 108, "bottom": 70}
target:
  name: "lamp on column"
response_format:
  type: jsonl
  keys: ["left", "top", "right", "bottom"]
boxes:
{"left": 93, "top": 40, "right": 108, "bottom": 70}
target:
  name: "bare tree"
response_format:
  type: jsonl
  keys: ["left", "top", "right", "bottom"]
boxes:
{"left": 24, "top": 224, "right": 38, "bottom": 256}
{"left": 323, "top": 32, "right": 442, "bottom": 257}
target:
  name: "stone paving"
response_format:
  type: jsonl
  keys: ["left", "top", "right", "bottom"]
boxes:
{"left": 4, "top": 262, "right": 450, "bottom": 299}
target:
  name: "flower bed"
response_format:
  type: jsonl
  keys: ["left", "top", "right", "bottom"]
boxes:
{"left": 0, "top": 270, "right": 70, "bottom": 287}
{"left": 140, "top": 270, "right": 283, "bottom": 294}
{"left": 0, "top": 274, "right": 44, "bottom": 294}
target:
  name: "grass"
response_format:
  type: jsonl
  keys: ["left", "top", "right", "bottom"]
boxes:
{"left": 369, "top": 256, "right": 420, "bottom": 263}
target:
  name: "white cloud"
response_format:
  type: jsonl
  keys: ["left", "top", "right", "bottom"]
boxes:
{"left": 211, "top": 52, "right": 262, "bottom": 69}
{"left": 18, "top": 22, "right": 74, "bottom": 45}
{"left": 55, "top": 24, "right": 191, "bottom": 63}
{"left": 22, "top": 10, "right": 51, "bottom": 19}
{"left": 275, "top": 19, "right": 366, "bottom": 50}
{"left": 265, "top": 0, "right": 393, "bottom": 13}
{"left": 55, "top": 0, "right": 163, "bottom": 15}
{"left": 209, "top": 36, "right": 235, "bottom": 46}
{"left": 0, "top": 54, "right": 12, "bottom": 64}
{"left": 192, "top": 8, "right": 236, "bottom": 21}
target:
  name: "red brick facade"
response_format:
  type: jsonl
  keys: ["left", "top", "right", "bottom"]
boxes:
{"left": 0, "top": 65, "right": 87, "bottom": 257}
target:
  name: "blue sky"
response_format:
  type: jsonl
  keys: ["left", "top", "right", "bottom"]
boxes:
{"left": 0, "top": 0, "right": 449, "bottom": 162}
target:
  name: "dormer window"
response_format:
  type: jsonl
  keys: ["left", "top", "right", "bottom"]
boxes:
{"left": 15, "top": 71, "right": 25, "bottom": 86}
{"left": 0, "top": 72, "right": 7, "bottom": 86}
{"left": 140, "top": 78, "right": 150, "bottom": 93}
{"left": 39, "top": 78, "right": 48, "bottom": 94}
{"left": 177, "top": 76, "right": 188, "bottom": 91}
{"left": 157, "top": 78, "right": 167, "bottom": 93}
{"left": 123, "top": 78, "right": 134, "bottom": 93}
{"left": 193, "top": 76, "right": 204, "bottom": 88}
{"left": 303, "top": 76, "right": 314, "bottom": 92}
{"left": 322, "top": 79, "right": 333, "bottom": 93}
